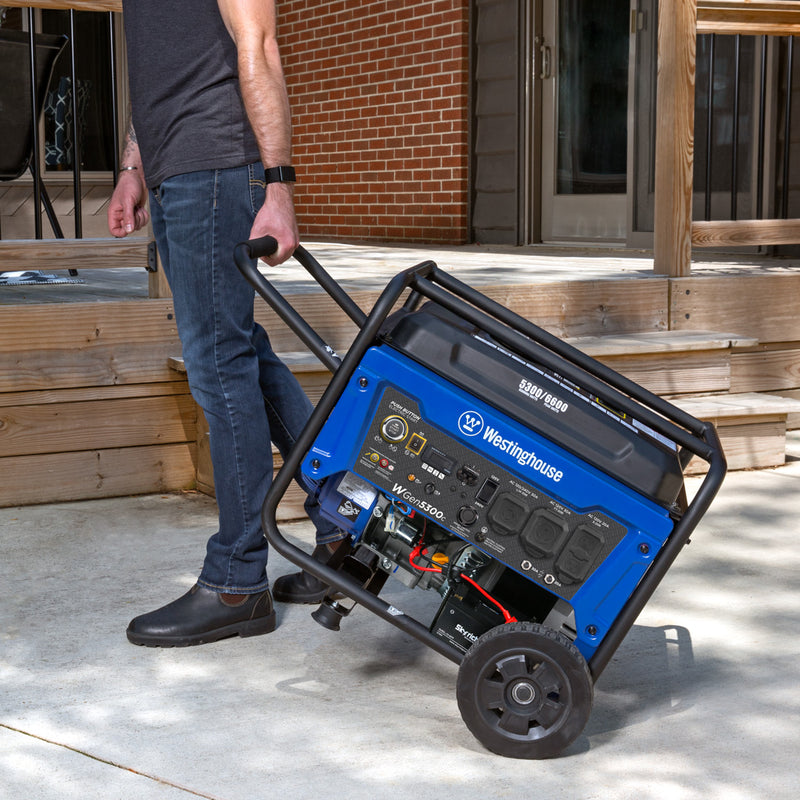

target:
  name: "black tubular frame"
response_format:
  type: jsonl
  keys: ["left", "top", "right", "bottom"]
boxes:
{"left": 235, "top": 238, "right": 727, "bottom": 679}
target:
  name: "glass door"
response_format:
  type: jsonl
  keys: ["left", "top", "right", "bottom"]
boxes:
{"left": 540, "top": 0, "right": 630, "bottom": 242}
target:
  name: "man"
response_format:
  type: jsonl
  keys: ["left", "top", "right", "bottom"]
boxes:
{"left": 110, "top": 0, "right": 344, "bottom": 647}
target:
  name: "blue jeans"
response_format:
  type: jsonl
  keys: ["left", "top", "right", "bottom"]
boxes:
{"left": 149, "top": 163, "right": 341, "bottom": 593}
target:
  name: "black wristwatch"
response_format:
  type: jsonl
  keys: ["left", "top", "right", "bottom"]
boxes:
{"left": 264, "top": 166, "right": 296, "bottom": 184}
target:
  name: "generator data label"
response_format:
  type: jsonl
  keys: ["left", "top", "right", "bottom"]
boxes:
{"left": 337, "top": 472, "right": 378, "bottom": 510}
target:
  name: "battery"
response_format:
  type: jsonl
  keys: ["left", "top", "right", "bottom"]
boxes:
{"left": 431, "top": 591, "right": 504, "bottom": 654}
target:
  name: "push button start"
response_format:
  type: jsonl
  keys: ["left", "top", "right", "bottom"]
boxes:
{"left": 380, "top": 415, "right": 408, "bottom": 442}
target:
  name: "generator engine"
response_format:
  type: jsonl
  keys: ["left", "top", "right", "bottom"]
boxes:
{"left": 313, "top": 475, "right": 571, "bottom": 655}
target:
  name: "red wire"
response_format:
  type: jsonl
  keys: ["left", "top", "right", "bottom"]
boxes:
{"left": 408, "top": 545, "right": 442, "bottom": 573}
{"left": 459, "top": 573, "right": 517, "bottom": 624}
{"left": 408, "top": 545, "right": 517, "bottom": 624}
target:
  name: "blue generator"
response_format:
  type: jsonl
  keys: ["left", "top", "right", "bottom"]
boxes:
{"left": 236, "top": 239, "right": 726, "bottom": 759}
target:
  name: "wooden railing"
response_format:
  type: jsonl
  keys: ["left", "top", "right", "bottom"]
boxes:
{"left": 655, "top": 0, "right": 800, "bottom": 276}
{"left": 13, "top": 1, "right": 121, "bottom": 10}
{"left": 697, "top": 1, "right": 800, "bottom": 35}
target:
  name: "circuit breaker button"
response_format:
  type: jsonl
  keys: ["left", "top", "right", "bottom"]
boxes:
{"left": 406, "top": 433, "right": 426, "bottom": 454}
{"left": 487, "top": 493, "right": 529, "bottom": 536}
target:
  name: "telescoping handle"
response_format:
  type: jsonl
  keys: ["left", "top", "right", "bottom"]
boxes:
{"left": 233, "top": 236, "right": 368, "bottom": 374}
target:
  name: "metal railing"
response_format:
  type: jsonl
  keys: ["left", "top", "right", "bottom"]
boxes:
{"left": 4, "top": 3, "right": 121, "bottom": 240}
{"left": 655, "top": 0, "right": 800, "bottom": 276}
{"left": 696, "top": 32, "right": 796, "bottom": 225}
{"left": 1, "top": 2, "right": 164, "bottom": 296}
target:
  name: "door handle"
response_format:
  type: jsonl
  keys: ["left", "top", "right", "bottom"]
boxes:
{"left": 540, "top": 43, "right": 552, "bottom": 80}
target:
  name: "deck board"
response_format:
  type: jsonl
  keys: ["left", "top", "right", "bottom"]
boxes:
{"left": 4, "top": 239, "right": 799, "bottom": 306}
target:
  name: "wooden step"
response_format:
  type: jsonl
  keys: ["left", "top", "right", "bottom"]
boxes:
{"left": 731, "top": 347, "right": 800, "bottom": 427}
{"left": 169, "top": 352, "right": 327, "bottom": 374}
{"left": 0, "top": 301, "right": 195, "bottom": 509}
{"left": 0, "top": 380, "right": 198, "bottom": 508}
{"left": 671, "top": 392, "right": 800, "bottom": 472}
{"left": 0, "top": 237, "right": 152, "bottom": 271}
{"left": 243, "top": 329, "right": 754, "bottom": 399}
{"left": 169, "top": 353, "right": 330, "bottom": 408}
{"left": 565, "top": 330, "right": 757, "bottom": 396}
{"left": 247, "top": 331, "right": 755, "bottom": 399}
{"left": 3, "top": 256, "right": 798, "bottom": 514}
{"left": 173, "top": 335, "right": 794, "bottom": 496}
{"left": 565, "top": 329, "right": 757, "bottom": 356}
{"left": 774, "top": 389, "right": 800, "bottom": 430}
{"left": 0, "top": 237, "right": 170, "bottom": 298}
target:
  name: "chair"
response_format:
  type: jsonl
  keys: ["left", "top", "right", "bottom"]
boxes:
{"left": 0, "top": 29, "right": 68, "bottom": 240}
{"left": 44, "top": 75, "right": 92, "bottom": 169}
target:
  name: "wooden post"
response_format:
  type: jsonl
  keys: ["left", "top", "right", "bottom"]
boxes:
{"left": 654, "top": 0, "right": 697, "bottom": 277}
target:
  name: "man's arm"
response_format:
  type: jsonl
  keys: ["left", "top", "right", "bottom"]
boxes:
{"left": 107, "top": 120, "right": 150, "bottom": 238}
{"left": 218, "top": 0, "right": 298, "bottom": 265}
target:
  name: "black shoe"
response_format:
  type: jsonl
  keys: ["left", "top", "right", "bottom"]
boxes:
{"left": 126, "top": 584, "right": 276, "bottom": 647}
{"left": 273, "top": 540, "right": 350, "bottom": 604}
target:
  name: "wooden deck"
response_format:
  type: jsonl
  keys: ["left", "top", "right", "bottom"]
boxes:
{"left": 4, "top": 237, "right": 800, "bottom": 302}
{"left": 2, "top": 241, "right": 800, "bottom": 514}
{"left": 0, "top": 175, "right": 114, "bottom": 242}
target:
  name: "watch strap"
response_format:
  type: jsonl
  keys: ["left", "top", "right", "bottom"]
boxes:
{"left": 264, "top": 165, "right": 297, "bottom": 184}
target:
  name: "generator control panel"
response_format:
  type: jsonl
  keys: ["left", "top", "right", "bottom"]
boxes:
{"left": 355, "top": 387, "right": 628, "bottom": 601}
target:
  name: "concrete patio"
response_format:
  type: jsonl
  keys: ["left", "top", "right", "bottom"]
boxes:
{"left": 1, "top": 433, "right": 798, "bottom": 800}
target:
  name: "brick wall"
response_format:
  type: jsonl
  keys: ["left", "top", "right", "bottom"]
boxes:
{"left": 279, "top": 1, "right": 470, "bottom": 245}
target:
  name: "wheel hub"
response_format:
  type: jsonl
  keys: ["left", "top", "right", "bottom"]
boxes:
{"left": 509, "top": 680, "right": 537, "bottom": 706}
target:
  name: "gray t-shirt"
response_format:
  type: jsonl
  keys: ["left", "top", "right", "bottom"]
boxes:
{"left": 122, "top": 0, "right": 261, "bottom": 188}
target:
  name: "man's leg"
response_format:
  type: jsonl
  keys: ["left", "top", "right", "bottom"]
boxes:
{"left": 127, "top": 165, "right": 276, "bottom": 645}
{"left": 252, "top": 322, "right": 344, "bottom": 539}
{"left": 250, "top": 289, "right": 350, "bottom": 603}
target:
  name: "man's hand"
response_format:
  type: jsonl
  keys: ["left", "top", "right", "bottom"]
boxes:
{"left": 250, "top": 182, "right": 299, "bottom": 266}
{"left": 108, "top": 169, "right": 150, "bottom": 238}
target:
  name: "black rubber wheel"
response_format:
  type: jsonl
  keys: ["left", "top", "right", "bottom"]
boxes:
{"left": 456, "top": 621, "right": 593, "bottom": 759}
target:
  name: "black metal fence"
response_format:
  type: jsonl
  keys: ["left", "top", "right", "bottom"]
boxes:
{"left": 1, "top": 6, "right": 120, "bottom": 239}
{"left": 695, "top": 33, "right": 797, "bottom": 225}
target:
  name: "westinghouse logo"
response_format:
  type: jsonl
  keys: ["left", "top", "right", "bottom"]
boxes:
{"left": 458, "top": 411, "right": 484, "bottom": 437}
{"left": 482, "top": 424, "right": 564, "bottom": 483}
{"left": 459, "top": 409, "right": 563, "bottom": 483}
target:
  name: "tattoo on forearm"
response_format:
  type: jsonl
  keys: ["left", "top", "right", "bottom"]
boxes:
{"left": 121, "top": 119, "right": 139, "bottom": 165}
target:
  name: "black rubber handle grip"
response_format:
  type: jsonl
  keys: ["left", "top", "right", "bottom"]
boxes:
{"left": 243, "top": 235, "right": 279, "bottom": 260}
